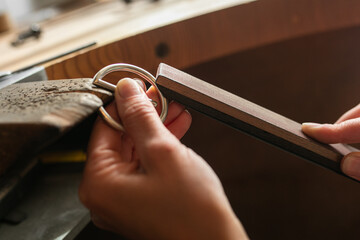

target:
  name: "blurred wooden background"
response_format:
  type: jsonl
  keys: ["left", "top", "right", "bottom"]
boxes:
{"left": 184, "top": 26, "right": 360, "bottom": 239}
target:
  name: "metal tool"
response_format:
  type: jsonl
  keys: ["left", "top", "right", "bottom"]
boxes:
{"left": 11, "top": 24, "right": 42, "bottom": 47}
{"left": 0, "top": 66, "right": 47, "bottom": 90}
{"left": 0, "top": 42, "right": 97, "bottom": 88}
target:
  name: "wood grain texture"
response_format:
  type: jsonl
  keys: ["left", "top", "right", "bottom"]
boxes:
{"left": 0, "top": 79, "right": 112, "bottom": 176}
{"left": 156, "top": 63, "right": 355, "bottom": 176}
{"left": 45, "top": 0, "right": 360, "bottom": 81}
{"left": 0, "top": 0, "right": 245, "bottom": 73}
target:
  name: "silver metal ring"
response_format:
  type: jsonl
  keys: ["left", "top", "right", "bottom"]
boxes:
{"left": 92, "top": 63, "right": 168, "bottom": 131}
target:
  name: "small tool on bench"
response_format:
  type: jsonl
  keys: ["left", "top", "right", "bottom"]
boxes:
{"left": 11, "top": 24, "right": 42, "bottom": 47}
{"left": 92, "top": 63, "right": 356, "bottom": 181}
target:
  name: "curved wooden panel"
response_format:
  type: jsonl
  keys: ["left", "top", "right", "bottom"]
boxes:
{"left": 46, "top": 0, "right": 360, "bottom": 80}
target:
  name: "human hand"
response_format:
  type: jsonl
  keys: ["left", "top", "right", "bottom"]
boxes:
{"left": 302, "top": 104, "right": 360, "bottom": 180}
{"left": 79, "top": 78, "right": 248, "bottom": 240}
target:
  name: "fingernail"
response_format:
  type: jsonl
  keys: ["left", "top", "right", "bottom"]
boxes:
{"left": 134, "top": 78, "right": 146, "bottom": 91}
{"left": 302, "top": 122, "right": 322, "bottom": 132}
{"left": 302, "top": 122, "right": 322, "bottom": 128}
{"left": 117, "top": 78, "right": 143, "bottom": 98}
{"left": 342, "top": 153, "right": 360, "bottom": 179}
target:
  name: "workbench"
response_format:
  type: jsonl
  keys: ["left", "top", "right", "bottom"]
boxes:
{"left": 2, "top": 0, "right": 360, "bottom": 239}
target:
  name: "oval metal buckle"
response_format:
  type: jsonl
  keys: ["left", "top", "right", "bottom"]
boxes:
{"left": 92, "top": 63, "right": 168, "bottom": 132}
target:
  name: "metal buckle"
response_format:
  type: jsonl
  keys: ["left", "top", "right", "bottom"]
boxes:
{"left": 92, "top": 63, "right": 168, "bottom": 131}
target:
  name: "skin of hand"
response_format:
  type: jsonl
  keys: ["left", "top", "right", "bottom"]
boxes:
{"left": 79, "top": 78, "right": 248, "bottom": 240}
{"left": 302, "top": 104, "right": 360, "bottom": 180}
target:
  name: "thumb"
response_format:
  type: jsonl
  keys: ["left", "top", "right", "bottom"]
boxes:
{"left": 115, "top": 78, "right": 172, "bottom": 154}
{"left": 302, "top": 119, "right": 360, "bottom": 144}
{"left": 341, "top": 152, "right": 360, "bottom": 181}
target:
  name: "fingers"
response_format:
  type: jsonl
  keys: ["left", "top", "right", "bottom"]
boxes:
{"left": 166, "top": 110, "right": 192, "bottom": 139}
{"left": 302, "top": 105, "right": 360, "bottom": 181}
{"left": 335, "top": 104, "right": 360, "bottom": 123}
{"left": 115, "top": 78, "right": 176, "bottom": 159}
{"left": 146, "top": 86, "right": 192, "bottom": 138}
{"left": 146, "top": 86, "right": 161, "bottom": 114}
{"left": 87, "top": 102, "right": 123, "bottom": 159}
{"left": 88, "top": 78, "right": 191, "bottom": 172}
{"left": 341, "top": 152, "right": 360, "bottom": 181}
{"left": 302, "top": 118, "right": 360, "bottom": 144}
{"left": 164, "top": 101, "right": 186, "bottom": 125}
{"left": 87, "top": 78, "right": 147, "bottom": 160}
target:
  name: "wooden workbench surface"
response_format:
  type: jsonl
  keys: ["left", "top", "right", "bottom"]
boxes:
{"left": 0, "top": 0, "right": 247, "bottom": 73}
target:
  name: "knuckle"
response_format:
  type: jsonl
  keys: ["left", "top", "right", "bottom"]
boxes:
{"left": 87, "top": 150, "right": 105, "bottom": 164}
{"left": 146, "top": 137, "right": 179, "bottom": 158}
{"left": 334, "top": 122, "right": 348, "bottom": 141}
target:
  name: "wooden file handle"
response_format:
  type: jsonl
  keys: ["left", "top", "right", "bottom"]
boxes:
{"left": 156, "top": 63, "right": 357, "bottom": 179}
